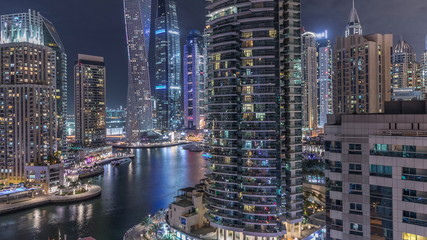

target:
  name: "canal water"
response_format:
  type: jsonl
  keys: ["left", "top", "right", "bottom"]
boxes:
{"left": 0, "top": 146, "right": 206, "bottom": 240}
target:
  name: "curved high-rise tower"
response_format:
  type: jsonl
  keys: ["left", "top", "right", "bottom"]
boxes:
{"left": 124, "top": 0, "right": 153, "bottom": 143}
{"left": 205, "top": 0, "right": 303, "bottom": 238}
{"left": 154, "top": 0, "right": 182, "bottom": 132}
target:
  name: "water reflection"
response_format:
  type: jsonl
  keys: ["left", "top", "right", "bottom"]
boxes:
{"left": 0, "top": 146, "right": 205, "bottom": 240}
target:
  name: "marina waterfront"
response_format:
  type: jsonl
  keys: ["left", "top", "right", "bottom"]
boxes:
{"left": 0, "top": 146, "right": 205, "bottom": 240}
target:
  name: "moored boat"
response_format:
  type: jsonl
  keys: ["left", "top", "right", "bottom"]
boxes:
{"left": 111, "top": 157, "right": 132, "bottom": 166}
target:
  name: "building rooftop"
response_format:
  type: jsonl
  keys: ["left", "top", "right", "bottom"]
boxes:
{"left": 173, "top": 199, "right": 193, "bottom": 208}
{"left": 179, "top": 187, "right": 196, "bottom": 192}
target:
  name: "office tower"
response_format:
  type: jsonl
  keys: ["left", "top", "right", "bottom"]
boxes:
{"left": 1, "top": 10, "right": 68, "bottom": 153}
{"left": 333, "top": 3, "right": 392, "bottom": 114}
{"left": 124, "top": 0, "right": 153, "bottom": 143}
{"left": 302, "top": 31, "right": 318, "bottom": 133}
{"left": 0, "top": 28, "right": 57, "bottom": 182}
{"left": 183, "top": 30, "right": 206, "bottom": 130}
{"left": 392, "top": 38, "right": 422, "bottom": 89}
{"left": 74, "top": 54, "right": 106, "bottom": 147}
{"left": 316, "top": 31, "right": 333, "bottom": 128}
{"left": 205, "top": 0, "right": 303, "bottom": 238}
{"left": 154, "top": 0, "right": 182, "bottom": 132}
{"left": 325, "top": 100, "right": 427, "bottom": 240}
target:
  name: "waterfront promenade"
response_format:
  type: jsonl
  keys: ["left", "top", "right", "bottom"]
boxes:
{"left": 113, "top": 141, "right": 188, "bottom": 149}
{"left": 0, "top": 185, "right": 101, "bottom": 215}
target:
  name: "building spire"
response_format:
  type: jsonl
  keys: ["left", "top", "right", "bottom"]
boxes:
{"left": 345, "top": 0, "right": 362, "bottom": 37}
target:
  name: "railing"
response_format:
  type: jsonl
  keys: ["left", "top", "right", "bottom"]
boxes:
{"left": 377, "top": 129, "right": 427, "bottom": 137}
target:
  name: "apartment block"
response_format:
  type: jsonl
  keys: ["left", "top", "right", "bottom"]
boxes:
{"left": 325, "top": 100, "right": 427, "bottom": 240}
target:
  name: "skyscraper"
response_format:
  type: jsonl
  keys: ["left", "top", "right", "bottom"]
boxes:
{"left": 154, "top": 0, "right": 182, "bottom": 132}
{"left": 124, "top": 0, "right": 153, "bottom": 143}
{"left": 183, "top": 30, "right": 206, "bottom": 130}
{"left": 422, "top": 35, "right": 427, "bottom": 90}
{"left": 317, "top": 31, "right": 333, "bottom": 128}
{"left": 0, "top": 11, "right": 58, "bottom": 183}
{"left": 1, "top": 10, "right": 68, "bottom": 153}
{"left": 302, "top": 31, "right": 318, "bottom": 133}
{"left": 333, "top": 2, "right": 392, "bottom": 114}
{"left": 74, "top": 54, "right": 106, "bottom": 147}
{"left": 345, "top": 0, "right": 362, "bottom": 37}
{"left": 205, "top": 0, "right": 303, "bottom": 238}
{"left": 392, "top": 38, "right": 422, "bottom": 89}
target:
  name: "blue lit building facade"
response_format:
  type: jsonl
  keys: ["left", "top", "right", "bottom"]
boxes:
{"left": 154, "top": 0, "right": 182, "bottom": 132}
{"left": 124, "top": 0, "right": 153, "bottom": 143}
{"left": 183, "top": 30, "right": 206, "bottom": 130}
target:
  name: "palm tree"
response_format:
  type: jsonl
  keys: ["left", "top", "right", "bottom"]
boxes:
{"left": 149, "top": 223, "right": 161, "bottom": 239}
{"left": 141, "top": 215, "right": 153, "bottom": 226}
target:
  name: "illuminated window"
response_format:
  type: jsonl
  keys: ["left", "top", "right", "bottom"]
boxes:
{"left": 242, "top": 86, "right": 253, "bottom": 94}
{"left": 241, "top": 32, "right": 253, "bottom": 38}
{"left": 242, "top": 41, "right": 253, "bottom": 48}
{"left": 243, "top": 50, "right": 252, "bottom": 57}
{"left": 214, "top": 62, "right": 220, "bottom": 70}
{"left": 402, "top": 233, "right": 427, "bottom": 240}
{"left": 269, "top": 30, "right": 277, "bottom": 38}
{"left": 242, "top": 59, "right": 254, "bottom": 66}
{"left": 243, "top": 205, "right": 255, "bottom": 212}
{"left": 213, "top": 54, "right": 221, "bottom": 61}
{"left": 243, "top": 104, "right": 254, "bottom": 112}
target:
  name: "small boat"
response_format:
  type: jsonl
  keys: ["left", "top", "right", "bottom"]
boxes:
{"left": 78, "top": 166, "right": 104, "bottom": 179}
{"left": 111, "top": 158, "right": 132, "bottom": 166}
{"left": 189, "top": 145, "right": 204, "bottom": 152}
{"left": 182, "top": 143, "right": 194, "bottom": 150}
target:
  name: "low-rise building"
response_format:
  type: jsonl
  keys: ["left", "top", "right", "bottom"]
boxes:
{"left": 167, "top": 182, "right": 216, "bottom": 239}
{"left": 25, "top": 163, "right": 65, "bottom": 193}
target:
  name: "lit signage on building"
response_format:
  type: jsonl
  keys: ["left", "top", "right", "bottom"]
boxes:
{"left": 315, "top": 30, "right": 328, "bottom": 40}
{"left": 155, "top": 29, "right": 165, "bottom": 35}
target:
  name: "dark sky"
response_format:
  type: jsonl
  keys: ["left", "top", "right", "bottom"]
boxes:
{"left": 0, "top": 0, "right": 426, "bottom": 113}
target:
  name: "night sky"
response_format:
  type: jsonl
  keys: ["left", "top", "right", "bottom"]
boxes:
{"left": 0, "top": 0, "right": 426, "bottom": 113}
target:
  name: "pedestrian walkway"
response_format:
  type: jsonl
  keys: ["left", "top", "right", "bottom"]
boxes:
{"left": 0, "top": 185, "right": 101, "bottom": 215}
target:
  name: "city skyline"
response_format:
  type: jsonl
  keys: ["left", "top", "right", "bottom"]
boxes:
{"left": 2, "top": 0, "right": 427, "bottom": 239}
{"left": 0, "top": 0, "right": 425, "bottom": 113}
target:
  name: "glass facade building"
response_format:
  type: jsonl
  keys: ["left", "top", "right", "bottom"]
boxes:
{"left": 302, "top": 31, "right": 318, "bottom": 132}
{"left": 124, "top": 0, "right": 153, "bottom": 143}
{"left": 205, "top": 0, "right": 303, "bottom": 238}
{"left": 183, "top": 30, "right": 206, "bottom": 130}
{"left": 154, "top": 0, "right": 182, "bottom": 132}
{"left": 316, "top": 32, "right": 332, "bottom": 128}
